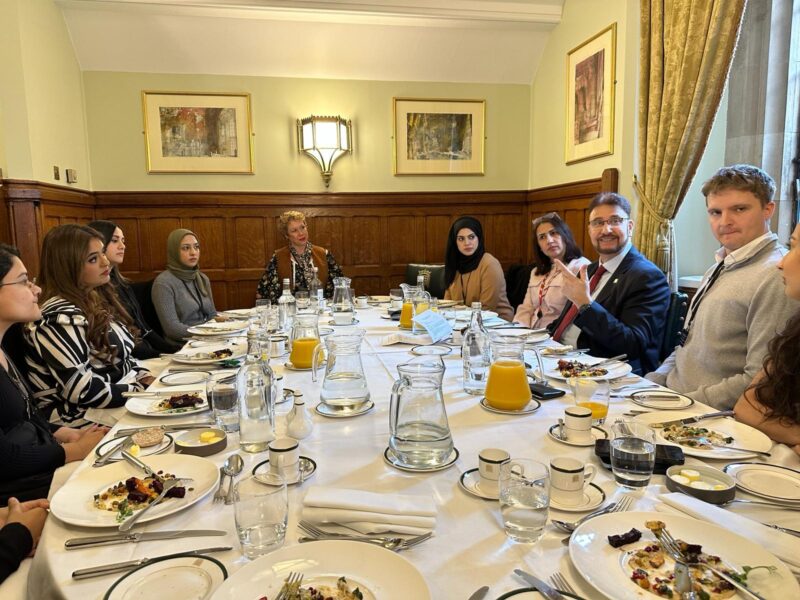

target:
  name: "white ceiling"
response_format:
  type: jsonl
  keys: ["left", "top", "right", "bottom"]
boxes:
{"left": 57, "top": 0, "right": 564, "bottom": 83}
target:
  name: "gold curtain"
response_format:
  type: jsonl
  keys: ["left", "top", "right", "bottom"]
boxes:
{"left": 634, "top": 0, "right": 747, "bottom": 289}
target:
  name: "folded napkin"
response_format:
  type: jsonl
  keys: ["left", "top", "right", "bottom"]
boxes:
{"left": 302, "top": 486, "right": 437, "bottom": 535}
{"left": 657, "top": 492, "right": 800, "bottom": 569}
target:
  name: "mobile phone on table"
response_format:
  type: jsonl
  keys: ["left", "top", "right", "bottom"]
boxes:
{"left": 529, "top": 382, "right": 566, "bottom": 399}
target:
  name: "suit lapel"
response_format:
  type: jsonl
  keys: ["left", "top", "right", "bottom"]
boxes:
{"left": 593, "top": 248, "right": 639, "bottom": 306}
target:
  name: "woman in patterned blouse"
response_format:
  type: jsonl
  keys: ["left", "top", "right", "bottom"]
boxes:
{"left": 23, "top": 225, "right": 153, "bottom": 427}
{"left": 256, "top": 210, "right": 344, "bottom": 303}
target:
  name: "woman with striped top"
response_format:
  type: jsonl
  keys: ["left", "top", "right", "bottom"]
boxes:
{"left": 23, "top": 225, "right": 154, "bottom": 427}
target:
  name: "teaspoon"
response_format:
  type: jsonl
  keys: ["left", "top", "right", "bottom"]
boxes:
{"left": 223, "top": 453, "right": 244, "bottom": 505}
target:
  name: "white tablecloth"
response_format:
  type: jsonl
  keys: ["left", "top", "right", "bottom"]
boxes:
{"left": 18, "top": 308, "right": 800, "bottom": 599}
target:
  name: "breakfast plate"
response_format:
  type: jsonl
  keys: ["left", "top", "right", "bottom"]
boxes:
{"left": 104, "top": 553, "right": 228, "bottom": 600}
{"left": 723, "top": 463, "right": 800, "bottom": 503}
{"left": 211, "top": 540, "right": 430, "bottom": 599}
{"left": 569, "top": 511, "right": 799, "bottom": 600}
{"left": 169, "top": 344, "right": 246, "bottom": 365}
{"left": 125, "top": 388, "right": 209, "bottom": 418}
{"left": 50, "top": 454, "right": 219, "bottom": 528}
{"left": 186, "top": 321, "right": 249, "bottom": 336}
{"left": 94, "top": 434, "right": 174, "bottom": 462}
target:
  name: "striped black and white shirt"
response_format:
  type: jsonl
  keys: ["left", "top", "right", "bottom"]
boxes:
{"left": 23, "top": 297, "right": 150, "bottom": 427}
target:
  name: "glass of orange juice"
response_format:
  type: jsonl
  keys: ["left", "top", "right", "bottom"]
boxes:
{"left": 289, "top": 313, "right": 320, "bottom": 369}
{"left": 569, "top": 377, "right": 609, "bottom": 424}
{"left": 484, "top": 335, "right": 531, "bottom": 411}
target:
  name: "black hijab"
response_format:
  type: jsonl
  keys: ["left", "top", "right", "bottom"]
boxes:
{"left": 444, "top": 216, "right": 486, "bottom": 287}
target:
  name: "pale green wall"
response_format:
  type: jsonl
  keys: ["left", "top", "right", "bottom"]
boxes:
{"left": 83, "top": 72, "right": 530, "bottom": 192}
{"left": 0, "top": 0, "right": 90, "bottom": 185}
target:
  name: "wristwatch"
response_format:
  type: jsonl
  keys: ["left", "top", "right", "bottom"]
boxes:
{"left": 577, "top": 301, "right": 592, "bottom": 315}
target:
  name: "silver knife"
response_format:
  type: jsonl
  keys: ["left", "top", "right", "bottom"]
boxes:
{"left": 651, "top": 409, "right": 734, "bottom": 429}
{"left": 767, "top": 523, "right": 800, "bottom": 538}
{"left": 93, "top": 436, "right": 132, "bottom": 467}
{"left": 513, "top": 569, "right": 565, "bottom": 600}
{"left": 65, "top": 530, "right": 227, "bottom": 549}
{"left": 71, "top": 546, "right": 232, "bottom": 579}
{"left": 122, "top": 451, "right": 158, "bottom": 479}
{"left": 592, "top": 354, "right": 627, "bottom": 368}
{"left": 467, "top": 585, "right": 489, "bottom": 600}
{"left": 116, "top": 422, "right": 214, "bottom": 436}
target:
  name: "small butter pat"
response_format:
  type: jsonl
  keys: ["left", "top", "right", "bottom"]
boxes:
{"left": 689, "top": 481, "right": 712, "bottom": 490}
{"left": 680, "top": 469, "right": 701, "bottom": 482}
{"left": 199, "top": 431, "right": 216, "bottom": 443}
{"left": 671, "top": 474, "right": 690, "bottom": 486}
{"left": 713, "top": 484, "right": 727, "bottom": 490}
{"left": 129, "top": 444, "right": 141, "bottom": 457}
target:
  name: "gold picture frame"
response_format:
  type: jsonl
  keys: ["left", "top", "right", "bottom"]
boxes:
{"left": 565, "top": 24, "right": 616, "bottom": 164}
{"left": 142, "top": 91, "right": 254, "bottom": 174}
{"left": 393, "top": 97, "right": 485, "bottom": 175}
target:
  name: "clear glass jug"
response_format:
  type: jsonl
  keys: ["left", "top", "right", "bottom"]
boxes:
{"left": 289, "top": 313, "right": 321, "bottom": 369}
{"left": 389, "top": 360, "right": 454, "bottom": 468}
{"left": 484, "top": 334, "right": 532, "bottom": 411}
{"left": 331, "top": 276, "right": 355, "bottom": 325}
{"left": 312, "top": 329, "right": 370, "bottom": 409}
{"left": 398, "top": 283, "right": 432, "bottom": 333}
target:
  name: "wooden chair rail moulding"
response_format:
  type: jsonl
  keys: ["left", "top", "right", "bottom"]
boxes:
{"left": 0, "top": 169, "right": 617, "bottom": 311}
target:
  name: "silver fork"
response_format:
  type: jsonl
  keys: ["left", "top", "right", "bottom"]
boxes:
{"left": 298, "top": 521, "right": 431, "bottom": 547}
{"left": 275, "top": 571, "right": 303, "bottom": 600}
{"left": 212, "top": 468, "right": 228, "bottom": 504}
{"left": 560, "top": 495, "right": 633, "bottom": 545}
{"left": 658, "top": 527, "right": 768, "bottom": 600}
{"left": 549, "top": 572, "right": 576, "bottom": 595}
{"left": 298, "top": 532, "right": 431, "bottom": 551}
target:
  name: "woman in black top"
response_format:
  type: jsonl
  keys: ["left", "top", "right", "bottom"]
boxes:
{"left": 88, "top": 220, "right": 181, "bottom": 358}
{"left": 0, "top": 244, "right": 107, "bottom": 504}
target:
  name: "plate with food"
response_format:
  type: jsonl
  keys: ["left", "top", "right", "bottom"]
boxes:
{"left": 170, "top": 344, "right": 246, "bottom": 365}
{"left": 569, "top": 511, "right": 798, "bottom": 600}
{"left": 50, "top": 454, "right": 219, "bottom": 528}
{"left": 125, "top": 390, "right": 209, "bottom": 417}
{"left": 542, "top": 358, "right": 632, "bottom": 381}
{"left": 211, "top": 539, "right": 430, "bottom": 600}
{"left": 633, "top": 411, "right": 772, "bottom": 459}
{"left": 187, "top": 320, "right": 249, "bottom": 336}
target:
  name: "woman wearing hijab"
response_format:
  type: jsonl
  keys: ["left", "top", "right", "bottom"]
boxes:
{"left": 256, "top": 210, "right": 344, "bottom": 303}
{"left": 152, "top": 229, "right": 219, "bottom": 344}
{"left": 88, "top": 220, "right": 181, "bottom": 358}
{"left": 443, "top": 216, "right": 513, "bottom": 321}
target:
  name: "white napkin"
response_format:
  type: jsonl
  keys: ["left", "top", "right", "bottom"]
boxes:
{"left": 657, "top": 492, "right": 800, "bottom": 569}
{"left": 302, "top": 486, "right": 437, "bottom": 535}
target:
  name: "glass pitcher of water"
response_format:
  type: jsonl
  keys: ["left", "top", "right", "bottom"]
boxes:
{"left": 389, "top": 359, "right": 454, "bottom": 468}
{"left": 398, "top": 283, "right": 432, "bottom": 333}
{"left": 484, "top": 334, "right": 532, "bottom": 411}
{"left": 289, "top": 313, "right": 321, "bottom": 369}
{"left": 331, "top": 277, "right": 355, "bottom": 325}
{"left": 312, "top": 330, "right": 370, "bottom": 409}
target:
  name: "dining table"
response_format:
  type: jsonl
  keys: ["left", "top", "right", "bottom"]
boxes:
{"left": 13, "top": 303, "right": 800, "bottom": 599}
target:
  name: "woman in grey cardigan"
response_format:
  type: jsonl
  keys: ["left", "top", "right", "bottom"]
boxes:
{"left": 152, "top": 228, "right": 219, "bottom": 344}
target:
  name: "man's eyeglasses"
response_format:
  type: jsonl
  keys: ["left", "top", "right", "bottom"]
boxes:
{"left": 589, "top": 216, "right": 628, "bottom": 229}
{"left": 0, "top": 276, "right": 37, "bottom": 288}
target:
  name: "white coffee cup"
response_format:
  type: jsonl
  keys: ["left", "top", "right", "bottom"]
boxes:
{"left": 355, "top": 295, "right": 369, "bottom": 308}
{"left": 478, "top": 448, "right": 510, "bottom": 494}
{"left": 563, "top": 406, "right": 593, "bottom": 442}
{"left": 549, "top": 457, "right": 597, "bottom": 506}
{"left": 332, "top": 311, "right": 353, "bottom": 325}
{"left": 268, "top": 437, "right": 300, "bottom": 480}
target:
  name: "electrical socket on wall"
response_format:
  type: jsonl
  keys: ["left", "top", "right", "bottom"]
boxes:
{"left": 53, "top": 166, "right": 60, "bottom": 180}
{"left": 65, "top": 169, "right": 77, "bottom": 184}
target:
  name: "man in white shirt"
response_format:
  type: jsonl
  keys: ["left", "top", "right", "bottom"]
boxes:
{"left": 548, "top": 193, "right": 670, "bottom": 374}
{"left": 647, "top": 164, "right": 798, "bottom": 409}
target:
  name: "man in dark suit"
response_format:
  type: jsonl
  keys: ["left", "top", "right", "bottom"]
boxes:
{"left": 547, "top": 193, "right": 670, "bottom": 374}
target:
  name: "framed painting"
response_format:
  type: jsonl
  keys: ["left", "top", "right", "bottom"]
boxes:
{"left": 142, "top": 91, "right": 254, "bottom": 174}
{"left": 565, "top": 24, "right": 616, "bottom": 164}
{"left": 393, "top": 98, "right": 485, "bottom": 175}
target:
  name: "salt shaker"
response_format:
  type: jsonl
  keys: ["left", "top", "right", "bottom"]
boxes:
{"left": 286, "top": 393, "right": 313, "bottom": 439}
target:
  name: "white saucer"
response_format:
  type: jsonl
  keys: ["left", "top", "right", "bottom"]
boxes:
{"left": 549, "top": 482, "right": 606, "bottom": 512}
{"left": 327, "top": 318, "right": 360, "bottom": 326}
{"left": 383, "top": 447, "right": 460, "bottom": 473}
{"left": 284, "top": 360, "right": 325, "bottom": 372}
{"left": 252, "top": 456, "right": 317, "bottom": 486}
{"left": 547, "top": 423, "right": 607, "bottom": 447}
{"left": 315, "top": 400, "right": 374, "bottom": 418}
{"left": 480, "top": 397, "right": 541, "bottom": 415}
{"left": 458, "top": 468, "right": 498, "bottom": 500}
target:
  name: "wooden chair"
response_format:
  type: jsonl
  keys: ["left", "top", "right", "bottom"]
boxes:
{"left": 404, "top": 264, "right": 446, "bottom": 299}
{"left": 660, "top": 291, "right": 689, "bottom": 361}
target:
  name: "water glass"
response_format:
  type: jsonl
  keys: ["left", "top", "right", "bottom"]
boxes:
{"left": 234, "top": 474, "right": 288, "bottom": 559}
{"left": 499, "top": 459, "right": 549, "bottom": 543}
{"left": 390, "top": 288, "right": 403, "bottom": 310}
{"left": 295, "top": 291, "right": 310, "bottom": 310}
{"left": 569, "top": 377, "right": 610, "bottom": 424}
{"left": 610, "top": 420, "right": 656, "bottom": 489}
{"left": 207, "top": 375, "right": 239, "bottom": 433}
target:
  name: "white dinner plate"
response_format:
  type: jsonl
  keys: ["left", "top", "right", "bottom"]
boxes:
{"left": 125, "top": 388, "right": 210, "bottom": 418}
{"left": 488, "top": 328, "right": 550, "bottom": 345}
{"left": 569, "top": 510, "right": 799, "bottom": 600}
{"left": 497, "top": 589, "right": 581, "bottom": 599}
{"left": 723, "top": 463, "right": 800, "bottom": 503}
{"left": 630, "top": 389, "right": 694, "bottom": 410}
{"left": 104, "top": 553, "right": 228, "bottom": 600}
{"left": 211, "top": 540, "right": 431, "bottom": 600}
{"left": 159, "top": 371, "right": 210, "bottom": 386}
{"left": 542, "top": 360, "right": 633, "bottom": 381}
{"left": 187, "top": 321, "right": 249, "bottom": 336}
{"left": 220, "top": 308, "right": 256, "bottom": 318}
{"left": 451, "top": 309, "right": 498, "bottom": 321}
{"left": 50, "top": 454, "right": 219, "bottom": 528}
{"left": 170, "top": 343, "right": 246, "bottom": 365}
{"left": 634, "top": 410, "right": 773, "bottom": 459}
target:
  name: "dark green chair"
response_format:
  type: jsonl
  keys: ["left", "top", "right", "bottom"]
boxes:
{"left": 404, "top": 264, "right": 446, "bottom": 299}
{"left": 660, "top": 291, "right": 689, "bottom": 361}
{"left": 504, "top": 263, "right": 534, "bottom": 311}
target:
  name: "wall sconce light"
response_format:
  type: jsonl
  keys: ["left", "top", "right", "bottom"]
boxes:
{"left": 296, "top": 115, "right": 352, "bottom": 187}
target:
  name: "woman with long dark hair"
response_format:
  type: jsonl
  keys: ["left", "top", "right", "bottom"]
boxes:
{"left": 88, "top": 220, "right": 181, "bottom": 358}
{"left": 513, "top": 212, "right": 590, "bottom": 328}
{"left": 23, "top": 225, "right": 153, "bottom": 428}
{"left": 443, "top": 216, "right": 513, "bottom": 321}
{"left": 735, "top": 223, "right": 800, "bottom": 453}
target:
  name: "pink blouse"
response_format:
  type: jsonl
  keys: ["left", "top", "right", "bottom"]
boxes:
{"left": 512, "top": 256, "right": 591, "bottom": 329}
